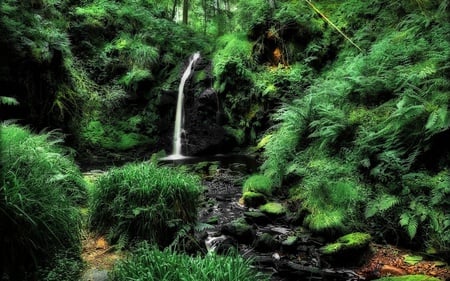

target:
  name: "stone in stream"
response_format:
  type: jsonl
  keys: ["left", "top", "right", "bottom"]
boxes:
{"left": 259, "top": 202, "right": 286, "bottom": 218}
{"left": 253, "top": 233, "right": 279, "bottom": 252}
{"left": 241, "top": 191, "right": 267, "bottom": 208}
{"left": 244, "top": 210, "right": 270, "bottom": 225}
{"left": 220, "top": 218, "right": 256, "bottom": 245}
{"left": 320, "top": 232, "right": 372, "bottom": 266}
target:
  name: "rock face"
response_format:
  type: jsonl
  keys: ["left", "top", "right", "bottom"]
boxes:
{"left": 160, "top": 58, "right": 228, "bottom": 156}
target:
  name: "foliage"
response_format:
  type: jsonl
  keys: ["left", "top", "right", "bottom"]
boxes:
{"left": 0, "top": 96, "right": 19, "bottom": 106}
{"left": 242, "top": 174, "right": 272, "bottom": 196}
{"left": 89, "top": 162, "right": 202, "bottom": 247}
{"left": 260, "top": 1, "right": 450, "bottom": 250}
{"left": 0, "top": 0, "right": 92, "bottom": 131}
{"left": 0, "top": 124, "right": 83, "bottom": 279}
{"left": 110, "top": 242, "right": 267, "bottom": 281}
{"left": 80, "top": 116, "right": 154, "bottom": 151}
{"left": 37, "top": 252, "right": 84, "bottom": 281}
{"left": 291, "top": 156, "right": 367, "bottom": 233}
{"left": 261, "top": 98, "right": 313, "bottom": 186}
{"left": 72, "top": 0, "right": 211, "bottom": 150}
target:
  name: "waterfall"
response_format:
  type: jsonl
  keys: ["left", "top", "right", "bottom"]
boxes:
{"left": 164, "top": 52, "right": 201, "bottom": 160}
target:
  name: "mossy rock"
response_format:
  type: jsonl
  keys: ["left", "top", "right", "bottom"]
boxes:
{"left": 253, "top": 233, "right": 278, "bottom": 252}
{"left": 242, "top": 191, "right": 267, "bottom": 208}
{"left": 373, "top": 275, "right": 441, "bottom": 281}
{"left": 221, "top": 219, "right": 256, "bottom": 244}
{"left": 320, "top": 232, "right": 372, "bottom": 266}
{"left": 259, "top": 202, "right": 286, "bottom": 217}
{"left": 244, "top": 211, "right": 270, "bottom": 225}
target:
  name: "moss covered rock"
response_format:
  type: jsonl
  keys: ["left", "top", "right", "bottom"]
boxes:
{"left": 372, "top": 275, "right": 441, "bottom": 281}
{"left": 320, "top": 232, "right": 372, "bottom": 266}
{"left": 242, "top": 191, "right": 267, "bottom": 208}
{"left": 259, "top": 202, "right": 286, "bottom": 217}
{"left": 221, "top": 219, "right": 256, "bottom": 244}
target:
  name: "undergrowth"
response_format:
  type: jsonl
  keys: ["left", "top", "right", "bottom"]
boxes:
{"left": 89, "top": 162, "right": 202, "bottom": 247}
{"left": 110, "top": 242, "right": 267, "bottom": 281}
{"left": 0, "top": 123, "right": 84, "bottom": 280}
{"left": 260, "top": 0, "right": 450, "bottom": 251}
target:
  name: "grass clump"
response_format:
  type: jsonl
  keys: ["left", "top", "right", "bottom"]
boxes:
{"left": 89, "top": 162, "right": 202, "bottom": 246}
{"left": 243, "top": 174, "right": 272, "bottom": 196}
{"left": 0, "top": 123, "right": 84, "bottom": 280}
{"left": 110, "top": 243, "right": 267, "bottom": 281}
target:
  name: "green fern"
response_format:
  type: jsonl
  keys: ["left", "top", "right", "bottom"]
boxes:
{"left": 400, "top": 212, "right": 419, "bottom": 239}
{"left": 0, "top": 96, "right": 19, "bottom": 105}
{"left": 365, "top": 193, "right": 400, "bottom": 218}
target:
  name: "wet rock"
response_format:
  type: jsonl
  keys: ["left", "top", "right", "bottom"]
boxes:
{"left": 216, "top": 237, "right": 238, "bottom": 254}
{"left": 254, "top": 233, "right": 279, "bottom": 252}
{"left": 244, "top": 211, "right": 270, "bottom": 225}
{"left": 221, "top": 219, "right": 256, "bottom": 245}
{"left": 259, "top": 202, "right": 286, "bottom": 218}
{"left": 320, "top": 232, "right": 372, "bottom": 266}
{"left": 276, "top": 261, "right": 362, "bottom": 281}
{"left": 206, "top": 216, "right": 219, "bottom": 225}
{"left": 281, "top": 236, "right": 299, "bottom": 253}
{"left": 242, "top": 191, "right": 267, "bottom": 208}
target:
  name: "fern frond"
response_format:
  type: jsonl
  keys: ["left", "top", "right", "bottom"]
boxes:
{"left": 0, "top": 96, "right": 19, "bottom": 106}
{"left": 365, "top": 193, "right": 400, "bottom": 218}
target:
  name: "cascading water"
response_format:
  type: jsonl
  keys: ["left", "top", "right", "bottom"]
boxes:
{"left": 163, "top": 52, "right": 200, "bottom": 160}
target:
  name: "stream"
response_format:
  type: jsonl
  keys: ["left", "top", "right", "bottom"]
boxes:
{"left": 197, "top": 165, "right": 363, "bottom": 281}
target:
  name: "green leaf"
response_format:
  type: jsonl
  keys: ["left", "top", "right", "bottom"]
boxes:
{"left": 403, "top": 254, "right": 423, "bottom": 265}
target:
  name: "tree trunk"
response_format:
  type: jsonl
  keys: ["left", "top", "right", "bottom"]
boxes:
{"left": 182, "top": 0, "right": 189, "bottom": 24}
{"left": 171, "top": 0, "right": 178, "bottom": 20}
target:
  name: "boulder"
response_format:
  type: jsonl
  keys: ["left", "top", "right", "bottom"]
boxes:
{"left": 259, "top": 202, "right": 286, "bottom": 217}
{"left": 320, "top": 232, "right": 372, "bottom": 266}
{"left": 253, "top": 233, "right": 279, "bottom": 252}
{"left": 244, "top": 211, "right": 270, "bottom": 225}
{"left": 241, "top": 191, "right": 267, "bottom": 208}
{"left": 221, "top": 219, "right": 256, "bottom": 245}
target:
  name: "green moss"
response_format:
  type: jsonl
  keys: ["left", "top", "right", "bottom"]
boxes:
{"left": 259, "top": 202, "right": 286, "bottom": 216}
{"left": 373, "top": 275, "right": 441, "bottom": 281}
{"left": 320, "top": 232, "right": 371, "bottom": 255}
{"left": 243, "top": 174, "right": 273, "bottom": 196}
{"left": 242, "top": 191, "right": 267, "bottom": 208}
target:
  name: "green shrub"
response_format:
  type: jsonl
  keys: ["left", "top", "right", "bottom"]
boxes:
{"left": 0, "top": 124, "right": 83, "bottom": 279}
{"left": 243, "top": 174, "right": 272, "bottom": 196}
{"left": 110, "top": 243, "right": 267, "bottom": 281}
{"left": 89, "top": 162, "right": 202, "bottom": 246}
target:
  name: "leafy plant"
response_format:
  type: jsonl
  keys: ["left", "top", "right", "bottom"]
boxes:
{"left": 110, "top": 242, "right": 267, "bottom": 281}
{"left": 89, "top": 162, "right": 202, "bottom": 247}
{"left": 0, "top": 123, "right": 83, "bottom": 280}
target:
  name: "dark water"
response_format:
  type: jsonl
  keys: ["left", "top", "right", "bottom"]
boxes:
{"left": 159, "top": 154, "right": 259, "bottom": 173}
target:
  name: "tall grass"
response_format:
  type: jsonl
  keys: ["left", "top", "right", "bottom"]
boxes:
{"left": 110, "top": 243, "right": 268, "bottom": 281}
{"left": 89, "top": 162, "right": 202, "bottom": 247}
{"left": 0, "top": 123, "right": 84, "bottom": 279}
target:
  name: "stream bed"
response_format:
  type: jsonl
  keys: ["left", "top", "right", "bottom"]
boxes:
{"left": 197, "top": 167, "right": 364, "bottom": 281}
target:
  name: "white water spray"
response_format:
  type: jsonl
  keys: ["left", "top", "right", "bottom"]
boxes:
{"left": 163, "top": 52, "right": 200, "bottom": 160}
